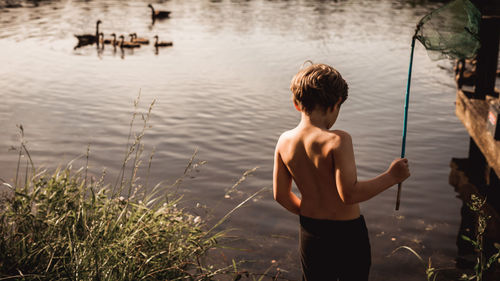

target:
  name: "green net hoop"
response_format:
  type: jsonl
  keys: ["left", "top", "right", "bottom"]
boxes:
{"left": 415, "top": 0, "right": 481, "bottom": 60}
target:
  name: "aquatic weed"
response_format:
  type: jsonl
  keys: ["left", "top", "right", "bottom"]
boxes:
{"left": 460, "top": 194, "right": 500, "bottom": 281}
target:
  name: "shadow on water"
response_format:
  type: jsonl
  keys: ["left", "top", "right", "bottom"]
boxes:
{"left": 450, "top": 138, "right": 500, "bottom": 281}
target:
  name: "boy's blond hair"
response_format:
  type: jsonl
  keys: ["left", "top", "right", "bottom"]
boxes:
{"left": 290, "top": 63, "right": 348, "bottom": 114}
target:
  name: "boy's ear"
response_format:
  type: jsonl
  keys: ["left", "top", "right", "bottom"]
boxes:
{"left": 327, "top": 100, "right": 342, "bottom": 113}
{"left": 333, "top": 99, "right": 342, "bottom": 111}
{"left": 293, "top": 100, "right": 301, "bottom": 112}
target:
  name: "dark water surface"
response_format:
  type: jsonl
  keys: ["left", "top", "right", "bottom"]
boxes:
{"left": 0, "top": 0, "right": 472, "bottom": 280}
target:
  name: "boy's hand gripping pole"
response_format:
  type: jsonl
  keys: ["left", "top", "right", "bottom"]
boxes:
{"left": 396, "top": 35, "right": 416, "bottom": 211}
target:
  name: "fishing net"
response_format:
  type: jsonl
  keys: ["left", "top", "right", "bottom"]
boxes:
{"left": 415, "top": 0, "right": 481, "bottom": 60}
{"left": 395, "top": 0, "right": 482, "bottom": 210}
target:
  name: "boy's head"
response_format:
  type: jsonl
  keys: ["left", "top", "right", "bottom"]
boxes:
{"left": 290, "top": 63, "right": 348, "bottom": 115}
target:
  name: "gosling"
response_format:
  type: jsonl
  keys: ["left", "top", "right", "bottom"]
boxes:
{"left": 100, "top": 33, "right": 117, "bottom": 45}
{"left": 119, "top": 35, "right": 141, "bottom": 48}
{"left": 154, "top": 35, "right": 173, "bottom": 47}
{"left": 129, "top": 33, "right": 149, "bottom": 44}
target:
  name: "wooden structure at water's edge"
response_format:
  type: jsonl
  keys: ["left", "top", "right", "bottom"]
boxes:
{"left": 452, "top": 0, "right": 500, "bottom": 206}
{"left": 449, "top": 1, "right": 500, "bottom": 280}
{"left": 455, "top": 90, "right": 499, "bottom": 178}
{"left": 452, "top": 0, "right": 500, "bottom": 192}
{"left": 448, "top": 0, "right": 500, "bottom": 280}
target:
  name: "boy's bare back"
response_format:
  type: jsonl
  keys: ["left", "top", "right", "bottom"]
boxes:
{"left": 276, "top": 125, "right": 360, "bottom": 220}
{"left": 273, "top": 63, "right": 410, "bottom": 221}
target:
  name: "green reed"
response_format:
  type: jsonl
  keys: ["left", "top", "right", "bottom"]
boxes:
{"left": 390, "top": 246, "right": 440, "bottom": 281}
{"left": 460, "top": 194, "right": 500, "bottom": 281}
{"left": 0, "top": 95, "right": 269, "bottom": 281}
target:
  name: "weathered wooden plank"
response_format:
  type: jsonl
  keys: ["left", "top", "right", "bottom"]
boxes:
{"left": 456, "top": 90, "right": 500, "bottom": 178}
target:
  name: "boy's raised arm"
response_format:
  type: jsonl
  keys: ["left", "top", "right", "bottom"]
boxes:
{"left": 273, "top": 143, "right": 301, "bottom": 215}
{"left": 334, "top": 131, "right": 410, "bottom": 204}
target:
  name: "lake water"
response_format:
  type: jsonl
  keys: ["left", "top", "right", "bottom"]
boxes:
{"left": 0, "top": 0, "right": 474, "bottom": 280}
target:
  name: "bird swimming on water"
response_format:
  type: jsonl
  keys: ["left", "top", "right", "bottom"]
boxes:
{"left": 129, "top": 33, "right": 150, "bottom": 45}
{"left": 119, "top": 35, "right": 141, "bottom": 49}
{"left": 154, "top": 35, "right": 173, "bottom": 47}
{"left": 100, "top": 33, "right": 117, "bottom": 45}
{"left": 74, "top": 20, "right": 102, "bottom": 49}
{"left": 148, "top": 4, "right": 171, "bottom": 20}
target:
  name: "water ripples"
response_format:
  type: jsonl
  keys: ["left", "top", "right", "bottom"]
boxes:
{"left": 0, "top": 0, "right": 468, "bottom": 279}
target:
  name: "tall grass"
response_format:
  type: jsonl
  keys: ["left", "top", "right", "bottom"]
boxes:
{"left": 460, "top": 195, "right": 500, "bottom": 281}
{"left": 0, "top": 95, "right": 268, "bottom": 280}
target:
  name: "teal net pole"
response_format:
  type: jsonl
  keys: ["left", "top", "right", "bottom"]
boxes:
{"left": 396, "top": 35, "right": 416, "bottom": 211}
{"left": 394, "top": 0, "right": 481, "bottom": 210}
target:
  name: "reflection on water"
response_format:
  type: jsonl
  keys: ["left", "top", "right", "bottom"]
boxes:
{"left": 0, "top": 0, "right": 475, "bottom": 279}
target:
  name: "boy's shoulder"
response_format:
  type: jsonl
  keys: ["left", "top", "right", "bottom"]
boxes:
{"left": 329, "top": 129, "right": 351, "bottom": 139}
{"left": 322, "top": 129, "right": 352, "bottom": 150}
{"left": 276, "top": 128, "right": 352, "bottom": 149}
{"left": 331, "top": 129, "right": 353, "bottom": 145}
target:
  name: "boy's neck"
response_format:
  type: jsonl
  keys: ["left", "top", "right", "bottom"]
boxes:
{"left": 299, "top": 111, "right": 332, "bottom": 130}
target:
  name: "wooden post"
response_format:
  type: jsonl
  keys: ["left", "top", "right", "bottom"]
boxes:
{"left": 468, "top": 137, "right": 488, "bottom": 185}
{"left": 472, "top": 0, "right": 500, "bottom": 99}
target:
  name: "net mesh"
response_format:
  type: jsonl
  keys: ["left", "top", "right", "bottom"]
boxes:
{"left": 415, "top": 0, "right": 481, "bottom": 60}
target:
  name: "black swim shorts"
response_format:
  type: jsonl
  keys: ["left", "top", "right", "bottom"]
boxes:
{"left": 299, "top": 215, "right": 371, "bottom": 281}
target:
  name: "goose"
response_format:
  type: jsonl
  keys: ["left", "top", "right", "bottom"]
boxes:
{"left": 75, "top": 20, "right": 102, "bottom": 46}
{"left": 119, "top": 35, "right": 141, "bottom": 48}
{"left": 148, "top": 4, "right": 171, "bottom": 20}
{"left": 99, "top": 33, "right": 117, "bottom": 46}
{"left": 130, "top": 33, "right": 150, "bottom": 44}
{"left": 103, "top": 33, "right": 117, "bottom": 45}
{"left": 154, "top": 35, "right": 173, "bottom": 47}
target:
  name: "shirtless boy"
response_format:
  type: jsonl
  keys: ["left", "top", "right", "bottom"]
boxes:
{"left": 273, "top": 63, "right": 410, "bottom": 281}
